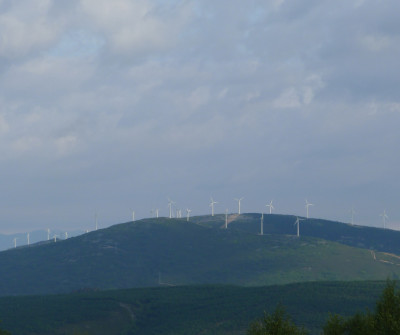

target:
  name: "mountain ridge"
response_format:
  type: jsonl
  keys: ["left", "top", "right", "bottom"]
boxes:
{"left": 1, "top": 213, "right": 400, "bottom": 296}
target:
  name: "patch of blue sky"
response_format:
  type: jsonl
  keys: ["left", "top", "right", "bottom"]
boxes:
{"left": 47, "top": 30, "right": 104, "bottom": 59}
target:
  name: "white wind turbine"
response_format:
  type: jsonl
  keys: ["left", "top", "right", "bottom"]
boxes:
{"left": 350, "top": 207, "right": 356, "bottom": 225}
{"left": 65, "top": 232, "right": 68, "bottom": 239}
{"left": 210, "top": 197, "right": 218, "bottom": 216}
{"left": 131, "top": 210, "right": 135, "bottom": 222}
{"left": 47, "top": 228, "right": 50, "bottom": 241}
{"left": 186, "top": 209, "right": 192, "bottom": 222}
{"left": 53, "top": 234, "right": 58, "bottom": 242}
{"left": 225, "top": 209, "right": 228, "bottom": 229}
{"left": 167, "top": 198, "right": 175, "bottom": 218}
{"left": 177, "top": 209, "right": 182, "bottom": 218}
{"left": 380, "top": 209, "right": 389, "bottom": 229}
{"left": 95, "top": 212, "right": 98, "bottom": 230}
{"left": 27, "top": 233, "right": 30, "bottom": 246}
{"left": 266, "top": 200, "right": 274, "bottom": 214}
{"left": 235, "top": 197, "right": 244, "bottom": 215}
{"left": 305, "top": 199, "right": 314, "bottom": 219}
{"left": 260, "top": 213, "right": 264, "bottom": 235}
{"left": 294, "top": 217, "right": 305, "bottom": 237}
{"left": 155, "top": 209, "right": 159, "bottom": 218}
{"left": 13, "top": 238, "right": 17, "bottom": 248}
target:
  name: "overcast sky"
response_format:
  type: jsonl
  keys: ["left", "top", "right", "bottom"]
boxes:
{"left": 1, "top": 0, "right": 400, "bottom": 233}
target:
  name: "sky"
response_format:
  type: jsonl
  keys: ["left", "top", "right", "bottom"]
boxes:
{"left": 1, "top": 0, "right": 400, "bottom": 233}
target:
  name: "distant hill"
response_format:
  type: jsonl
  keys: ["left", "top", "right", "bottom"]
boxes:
{"left": 0, "top": 281, "right": 388, "bottom": 335}
{"left": 0, "top": 229, "right": 84, "bottom": 251}
{"left": 1, "top": 214, "right": 400, "bottom": 296}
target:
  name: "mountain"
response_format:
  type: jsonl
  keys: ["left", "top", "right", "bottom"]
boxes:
{"left": 0, "top": 229, "right": 85, "bottom": 251}
{"left": 1, "top": 214, "right": 400, "bottom": 296}
{"left": 0, "top": 281, "right": 388, "bottom": 335}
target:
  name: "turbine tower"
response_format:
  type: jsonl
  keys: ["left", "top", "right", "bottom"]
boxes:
{"left": 132, "top": 210, "right": 135, "bottom": 222}
{"left": 53, "top": 234, "right": 58, "bottom": 242}
{"left": 95, "top": 212, "right": 98, "bottom": 231}
{"left": 155, "top": 209, "right": 159, "bottom": 218}
{"left": 305, "top": 199, "right": 314, "bottom": 219}
{"left": 260, "top": 213, "right": 264, "bottom": 235}
{"left": 350, "top": 207, "right": 356, "bottom": 225}
{"left": 225, "top": 209, "right": 228, "bottom": 229}
{"left": 47, "top": 228, "right": 50, "bottom": 241}
{"left": 27, "top": 233, "right": 30, "bottom": 246}
{"left": 210, "top": 197, "right": 218, "bottom": 216}
{"left": 186, "top": 209, "right": 192, "bottom": 222}
{"left": 235, "top": 197, "right": 244, "bottom": 215}
{"left": 266, "top": 200, "right": 274, "bottom": 214}
{"left": 380, "top": 209, "right": 389, "bottom": 229}
{"left": 13, "top": 238, "right": 17, "bottom": 248}
{"left": 167, "top": 198, "right": 175, "bottom": 219}
{"left": 294, "top": 217, "right": 305, "bottom": 237}
{"left": 65, "top": 232, "right": 68, "bottom": 239}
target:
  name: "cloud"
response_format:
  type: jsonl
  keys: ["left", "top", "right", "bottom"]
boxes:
{"left": 0, "top": 0, "right": 400, "bottom": 230}
{"left": 79, "top": 0, "right": 192, "bottom": 55}
{"left": 0, "top": 0, "right": 65, "bottom": 58}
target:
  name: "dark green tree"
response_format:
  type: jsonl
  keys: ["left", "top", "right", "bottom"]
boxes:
{"left": 323, "top": 280, "right": 400, "bottom": 334}
{"left": 0, "top": 321, "right": 10, "bottom": 335}
{"left": 247, "top": 305, "right": 307, "bottom": 335}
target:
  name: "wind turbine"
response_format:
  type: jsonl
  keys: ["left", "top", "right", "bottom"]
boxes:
{"left": 155, "top": 209, "right": 159, "bottom": 218}
{"left": 350, "top": 207, "right": 356, "bottom": 225}
{"left": 380, "top": 209, "right": 389, "bottom": 229}
{"left": 210, "top": 197, "right": 218, "bottom": 216}
{"left": 305, "top": 199, "right": 314, "bottom": 219}
{"left": 13, "top": 238, "right": 17, "bottom": 248}
{"left": 167, "top": 198, "right": 175, "bottom": 218}
{"left": 260, "top": 213, "right": 264, "bottom": 235}
{"left": 65, "top": 232, "right": 68, "bottom": 239}
{"left": 47, "top": 228, "right": 50, "bottom": 241}
{"left": 177, "top": 209, "right": 182, "bottom": 218}
{"left": 294, "top": 217, "right": 305, "bottom": 237}
{"left": 132, "top": 210, "right": 135, "bottom": 222}
{"left": 27, "top": 233, "right": 30, "bottom": 246}
{"left": 235, "top": 197, "right": 244, "bottom": 215}
{"left": 53, "top": 234, "right": 58, "bottom": 242}
{"left": 225, "top": 209, "right": 228, "bottom": 229}
{"left": 266, "top": 200, "right": 274, "bottom": 214}
{"left": 186, "top": 209, "right": 192, "bottom": 222}
{"left": 95, "top": 212, "right": 98, "bottom": 230}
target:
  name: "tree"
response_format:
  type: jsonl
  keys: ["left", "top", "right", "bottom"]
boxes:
{"left": 247, "top": 305, "right": 308, "bottom": 335}
{"left": 323, "top": 280, "right": 400, "bottom": 334}
{"left": 0, "top": 321, "right": 10, "bottom": 335}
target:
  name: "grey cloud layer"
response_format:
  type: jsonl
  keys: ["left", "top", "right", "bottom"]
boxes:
{"left": 0, "top": 0, "right": 399, "bottom": 231}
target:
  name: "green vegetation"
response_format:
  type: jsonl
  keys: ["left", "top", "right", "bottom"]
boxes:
{"left": 245, "top": 281, "right": 400, "bottom": 335}
{"left": 323, "top": 280, "right": 400, "bottom": 334}
{"left": 0, "top": 281, "right": 388, "bottom": 334}
{"left": 247, "top": 306, "right": 307, "bottom": 335}
{"left": 1, "top": 215, "right": 400, "bottom": 296}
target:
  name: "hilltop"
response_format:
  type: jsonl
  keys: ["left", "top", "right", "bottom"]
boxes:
{"left": 1, "top": 214, "right": 400, "bottom": 296}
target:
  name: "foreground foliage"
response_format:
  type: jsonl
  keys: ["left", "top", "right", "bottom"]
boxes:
{"left": 247, "top": 306, "right": 307, "bottom": 335}
{"left": 324, "top": 280, "right": 400, "bottom": 334}
{"left": 247, "top": 280, "right": 400, "bottom": 335}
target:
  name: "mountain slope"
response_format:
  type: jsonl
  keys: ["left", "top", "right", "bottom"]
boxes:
{"left": 1, "top": 215, "right": 400, "bottom": 296}
{"left": 0, "top": 281, "right": 388, "bottom": 335}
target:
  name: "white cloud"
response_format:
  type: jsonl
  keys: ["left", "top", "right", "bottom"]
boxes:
{"left": 0, "top": 0, "right": 64, "bottom": 58}
{"left": 273, "top": 88, "right": 301, "bottom": 109}
{"left": 79, "top": 0, "right": 192, "bottom": 54}
{"left": 361, "top": 34, "right": 391, "bottom": 52}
